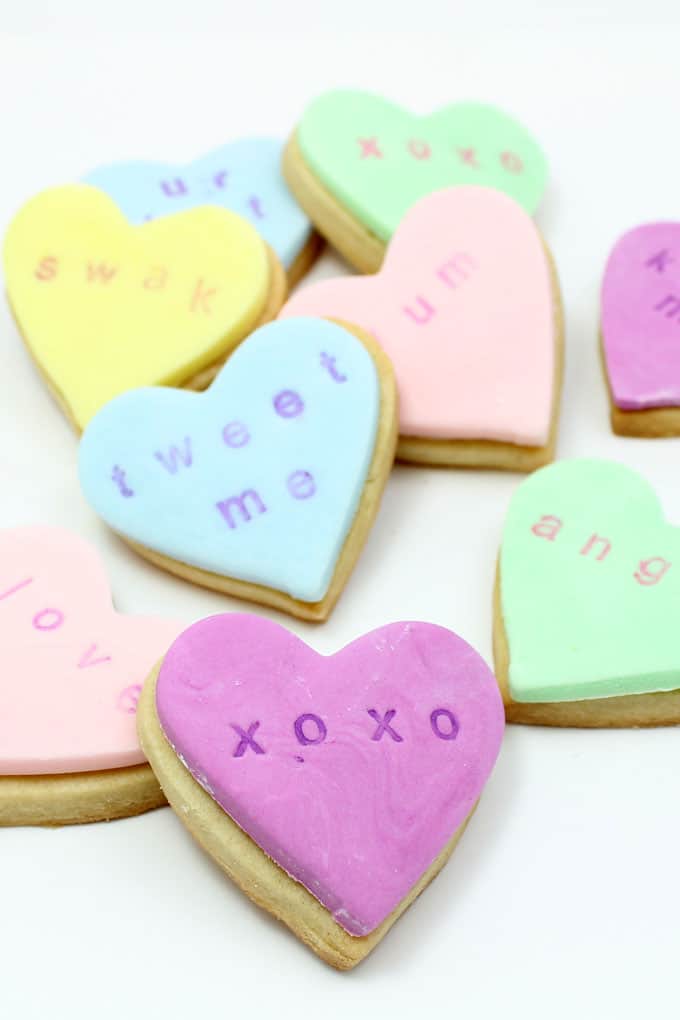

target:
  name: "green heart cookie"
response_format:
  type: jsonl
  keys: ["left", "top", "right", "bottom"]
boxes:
{"left": 500, "top": 459, "right": 680, "bottom": 702}
{"left": 296, "top": 90, "right": 547, "bottom": 241}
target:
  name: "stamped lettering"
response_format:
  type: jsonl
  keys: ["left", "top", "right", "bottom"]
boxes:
{"left": 222, "top": 421, "right": 250, "bottom": 448}
{"left": 154, "top": 438, "right": 193, "bottom": 475}
{"left": 31, "top": 254, "right": 219, "bottom": 314}
{"left": 358, "top": 136, "right": 383, "bottom": 159}
{"left": 320, "top": 352, "right": 347, "bottom": 382}
{"left": 294, "top": 713, "right": 327, "bottom": 745}
{"left": 457, "top": 146, "right": 479, "bottom": 167}
{"left": 273, "top": 390, "right": 304, "bottom": 418}
{"left": 78, "top": 643, "right": 113, "bottom": 669}
{"left": 355, "top": 138, "right": 526, "bottom": 173}
{"left": 368, "top": 708, "right": 402, "bottom": 742}
{"left": 530, "top": 514, "right": 672, "bottom": 586}
{"left": 160, "top": 178, "right": 187, "bottom": 198}
{"left": 430, "top": 708, "right": 459, "bottom": 740}
{"left": 33, "top": 608, "right": 64, "bottom": 631}
{"left": 0, "top": 567, "right": 114, "bottom": 666}
{"left": 646, "top": 249, "right": 673, "bottom": 273}
{"left": 216, "top": 490, "right": 267, "bottom": 529}
{"left": 402, "top": 254, "right": 478, "bottom": 324}
{"left": 0, "top": 577, "right": 34, "bottom": 601}
{"left": 654, "top": 293, "right": 680, "bottom": 321}
{"left": 112, "top": 465, "right": 134, "bottom": 497}
{"left": 117, "top": 684, "right": 142, "bottom": 713}
{"left": 226, "top": 703, "right": 461, "bottom": 757}
{"left": 232, "top": 721, "right": 265, "bottom": 757}
{"left": 109, "top": 349, "right": 343, "bottom": 529}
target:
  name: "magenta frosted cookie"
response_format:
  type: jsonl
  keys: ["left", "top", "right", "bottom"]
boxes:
{"left": 137, "top": 613, "right": 504, "bottom": 968}
{"left": 601, "top": 222, "right": 680, "bottom": 435}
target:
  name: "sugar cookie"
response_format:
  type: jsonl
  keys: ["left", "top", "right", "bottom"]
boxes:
{"left": 494, "top": 459, "right": 680, "bottom": 727}
{"left": 601, "top": 223, "right": 680, "bottom": 436}
{"left": 137, "top": 614, "right": 504, "bottom": 969}
{"left": 282, "top": 186, "right": 562, "bottom": 470}
{"left": 283, "top": 89, "right": 547, "bottom": 271}
{"left": 85, "top": 138, "right": 321, "bottom": 287}
{"left": 79, "top": 318, "right": 397, "bottom": 621}
{"left": 3, "top": 184, "right": 287, "bottom": 430}
{"left": 0, "top": 527, "right": 182, "bottom": 825}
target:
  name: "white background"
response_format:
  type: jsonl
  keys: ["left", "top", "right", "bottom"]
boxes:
{"left": 1, "top": 3, "right": 680, "bottom": 1017}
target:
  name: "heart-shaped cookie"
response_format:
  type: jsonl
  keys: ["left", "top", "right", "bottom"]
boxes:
{"left": 282, "top": 186, "right": 562, "bottom": 470}
{"left": 601, "top": 222, "right": 680, "bottom": 436}
{"left": 137, "top": 614, "right": 504, "bottom": 968}
{"left": 85, "top": 138, "right": 320, "bottom": 286}
{"left": 283, "top": 89, "right": 547, "bottom": 271}
{"left": 79, "top": 318, "right": 397, "bottom": 621}
{"left": 494, "top": 459, "right": 680, "bottom": 727}
{"left": 3, "top": 184, "right": 287, "bottom": 430}
{"left": 0, "top": 526, "right": 182, "bottom": 825}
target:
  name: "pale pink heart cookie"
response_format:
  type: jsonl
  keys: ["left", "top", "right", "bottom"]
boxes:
{"left": 138, "top": 613, "right": 504, "bottom": 968}
{"left": 0, "top": 526, "right": 182, "bottom": 826}
{"left": 282, "top": 185, "right": 563, "bottom": 471}
{"left": 601, "top": 222, "right": 680, "bottom": 436}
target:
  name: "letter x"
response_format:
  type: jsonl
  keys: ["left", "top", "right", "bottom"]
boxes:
{"left": 358, "top": 137, "right": 383, "bottom": 159}
{"left": 231, "top": 721, "right": 265, "bottom": 757}
{"left": 457, "top": 147, "right": 479, "bottom": 168}
{"left": 368, "top": 709, "right": 403, "bottom": 742}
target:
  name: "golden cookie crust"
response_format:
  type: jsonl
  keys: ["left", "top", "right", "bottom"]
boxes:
{"left": 0, "top": 763, "right": 164, "bottom": 827}
{"left": 285, "top": 229, "right": 324, "bottom": 289}
{"left": 599, "top": 330, "right": 680, "bottom": 437}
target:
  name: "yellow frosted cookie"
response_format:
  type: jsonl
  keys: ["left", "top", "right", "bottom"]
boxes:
{"left": 3, "top": 185, "right": 286, "bottom": 430}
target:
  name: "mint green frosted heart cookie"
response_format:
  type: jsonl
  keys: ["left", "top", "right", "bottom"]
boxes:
{"left": 286, "top": 90, "right": 547, "bottom": 270}
{"left": 497, "top": 459, "right": 680, "bottom": 726}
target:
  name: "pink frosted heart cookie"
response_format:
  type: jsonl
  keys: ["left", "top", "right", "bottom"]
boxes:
{"left": 282, "top": 186, "right": 563, "bottom": 470}
{"left": 601, "top": 222, "right": 680, "bottom": 436}
{"left": 0, "top": 527, "right": 182, "bottom": 825}
{"left": 137, "top": 613, "right": 504, "bottom": 969}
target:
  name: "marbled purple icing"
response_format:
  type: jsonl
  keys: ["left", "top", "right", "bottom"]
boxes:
{"left": 156, "top": 614, "right": 504, "bottom": 936}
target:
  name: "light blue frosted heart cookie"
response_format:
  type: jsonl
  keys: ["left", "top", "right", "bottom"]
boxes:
{"left": 85, "top": 139, "right": 317, "bottom": 279}
{"left": 78, "top": 319, "right": 397, "bottom": 621}
{"left": 495, "top": 458, "right": 680, "bottom": 727}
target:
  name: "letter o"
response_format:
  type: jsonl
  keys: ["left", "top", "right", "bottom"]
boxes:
{"left": 430, "top": 708, "right": 459, "bottom": 741}
{"left": 294, "top": 713, "right": 327, "bottom": 746}
{"left": 273, "top": 390, "right": 304, "bottom": 418}
{"left": 32, "top": 608, "right": 64, "bottom": 631}
{"left": 407, "top": 138, "right": 432, "bottom": 160}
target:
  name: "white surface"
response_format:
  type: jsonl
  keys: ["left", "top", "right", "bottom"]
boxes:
{"left": 1, "top": 4, "right": 680, "bottom": 1017}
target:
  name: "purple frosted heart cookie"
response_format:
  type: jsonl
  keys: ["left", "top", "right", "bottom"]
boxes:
{"left": 137, "top": 613, "right": 504, "bottom": 969}
{"left": 602, "top": 223, "right": 680, "bottom": 436}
